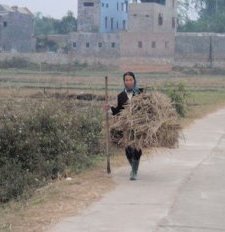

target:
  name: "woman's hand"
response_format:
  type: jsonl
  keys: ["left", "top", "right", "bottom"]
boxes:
{"left": 103, "top": 103, "right": 111, "bottom": 112}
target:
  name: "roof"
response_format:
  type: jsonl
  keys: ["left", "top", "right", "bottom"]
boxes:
{"left": 0, "top": 4, "right": 33, "bottom": 16}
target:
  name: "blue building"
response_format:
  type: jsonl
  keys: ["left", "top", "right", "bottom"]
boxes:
{"left": 100, "top": 0, "right": 128, "bottom": 32}
{"left": 77, "top": 0, "right": 128, "bottom": 33}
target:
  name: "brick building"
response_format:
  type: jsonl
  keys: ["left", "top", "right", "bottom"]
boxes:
{"left": 78, "top": 0, "right": 128, "bottom": 33}
{"left": 0, "top": 4, "right": 34, "bottom": 52}
{"left": 69, "top": 0, "right": 177, "bottom": 68}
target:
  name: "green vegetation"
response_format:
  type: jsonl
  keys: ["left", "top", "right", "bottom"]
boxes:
{"left": 178, "top": 0, "right": 225, "bottom": 33}
{"left": 34, "top": 11, "right": 77, "bottom": 36}
{"left": 0, "top": 68, "right": 225, "bottom": 203}
{"left": 0, "top": 57, "right": 103, "bottom": 73}
{"left": 165, "top": 82, "right": 189, "bottom": 117}
{"left": 0, "top": 99, "right": 103, "bottom": 202}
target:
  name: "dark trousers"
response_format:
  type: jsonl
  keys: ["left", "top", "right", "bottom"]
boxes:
{"left": 125, "top": 146, "right": 142, "bottom": 163}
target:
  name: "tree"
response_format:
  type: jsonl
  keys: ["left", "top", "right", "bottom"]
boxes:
{"left": 195, "top": 0, "right": 225, "bottom": 17}
{"left": 56, "top": 11, "right": 77, "bottom": 34}
{"left": 34, "top": 12, "right": 57, "bottom": 36}
{"left": 34, "top": 11, "right": 77, "bottom": 36}
{"left": 177, "top": 0, "right": 191, "bottom": 28}
{"left": 179, "top": 0, "right": 225, "bottom": 32}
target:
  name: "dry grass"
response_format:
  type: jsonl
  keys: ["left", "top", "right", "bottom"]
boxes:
{"left": 0, "top": 161, "right": 116, "bottom": 232}
{"left": 0, "top": 149, "right": 130, "bottom": 232}
{"left": 110, "top": 92, "right": 180, "bottom": 149}
{"left": 1, "top": 70, "right": 225, "bottom": 231}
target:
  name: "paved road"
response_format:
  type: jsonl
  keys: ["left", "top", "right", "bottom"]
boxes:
{"left": 49, "top": 108, "right": 225, "bottom": 232}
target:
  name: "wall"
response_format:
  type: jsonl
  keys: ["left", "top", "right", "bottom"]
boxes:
{"left": 77, "top": 0, "right": 101, "bottom": 32}
{"left": 0, "top": 51, "right": 173, "bottom": 72}
{"left": 128, "top": 2, "right": 176, "bottom": 33}
{"left": 120, "top": 31, "right": 175, "bottom": 58}
{"left": 100, "top": 0, "right": 128, "bottom": 33}
{"left": 175, "top": 33, "right": 225, "bottom": 67}
{"left": 77, "top": 0, "right": 128, "bottom": 33}
{"left": 0, "top": 11, "right": 33, "bottom": 52}
{"left": 128, "top": 3, "right": 154, "bottom": 32}
{"left": 69, "top": 32, "right": 120, "bottom": 58}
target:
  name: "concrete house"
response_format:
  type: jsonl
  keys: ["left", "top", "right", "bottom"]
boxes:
{"left": 78, "top": 0, "right": 128, "bottom": 33}
{"left": 69, "top": 0, "right": 177, "bottom": 68}
{"left": 0, "top": 4, "right": 34, "bottom": 52}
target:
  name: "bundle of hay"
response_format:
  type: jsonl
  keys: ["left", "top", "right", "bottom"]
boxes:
{"left": 110, "top": 92, "right": 181, "bottom": 149}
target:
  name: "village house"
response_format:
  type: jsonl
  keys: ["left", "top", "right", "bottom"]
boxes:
{"left": 67, "top": 0, "right": 177, "bottom": 69}
{"left": 0, "top": 4, "right": 34, "bottom": 53}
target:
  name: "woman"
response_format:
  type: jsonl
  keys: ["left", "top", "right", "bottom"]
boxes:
{"left": 105, "top": 72, "right": 143, "bottom": 181}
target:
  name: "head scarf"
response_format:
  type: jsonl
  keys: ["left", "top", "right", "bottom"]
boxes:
{"left": 123, "top": 71, "right": 140, "bottom": 96}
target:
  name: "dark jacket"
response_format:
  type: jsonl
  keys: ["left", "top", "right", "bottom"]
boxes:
{"left": 111, "top": 88, "right": 143, "bottom": 116}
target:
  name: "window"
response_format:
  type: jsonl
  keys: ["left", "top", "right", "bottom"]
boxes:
{"left": 122, "top": 20, "right": 126, "bottom": 30}
{"left": 86, "top": 42, "right": 90, "bottom": 48}
{"left": 125, "top": 1, "right": 128, "bottom": 12}
{"left": 133, "top": 14, "right": 137, "bottom": 17}
{"left": 121, "top": 2, "right": 127, "bottom": 12}
{"left": 105, "top": 16, "right": 108, "bottom": 29}
{"left": 73, "top": 42, "right": 76, "bottom": 48}
{"left": 165, "top": 41, "right": 169, "bottom": 48}
{"left": 117, "top": 2, "right": 119, "bottom": 11}
{"left": 111, "top": 18, "right": 114, "bottom": 30}
{"left": 3, "top": 21, "right": 7, "bottom": 27}
{"left": 98, "top": 42, "right": 102, "bottom": 48}
{"left": 111, "top": 42, "right": 116, "bottom": 48}
{"left": 117, "top": 21, "right": 119, "bottom": 29}
{"left": 145, "top": 15, "right": 150, "bottom": 18}
{"left": 83, "top": 2, "right": 94, "bottom": 7}
{"left": 106, "top": 3, "right": 109, "bottom": 8}
{"left": 158, "top": 13, "right": 163, "bottom": 25}
{"left": 172, "top": 17, "right": 176, "bottom": 29}
{"left": 152, "top": 41, "right": 156, "bottom": 48}
{"left": 138, "top": 41, "right": 143, "bottom": 48}
{"left": 102, "top": 3, "right": 104, "bottom": 7}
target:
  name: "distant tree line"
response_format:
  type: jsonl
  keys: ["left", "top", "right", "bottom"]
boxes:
{"left": 178, "top": 0, "right": 225, "bottom": 33}
{"left": 34, "top": 2, "right": 225, "bottom": 46}
{"left": 34, "top": 11, "right": 77, "bottom": 52}
{"left": 34, "top": 11, "right": 77, "bottom": 36}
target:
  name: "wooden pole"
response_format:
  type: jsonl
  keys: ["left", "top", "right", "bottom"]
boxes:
{"left": 105, "top": 76, "right": 111, "bottom": 174}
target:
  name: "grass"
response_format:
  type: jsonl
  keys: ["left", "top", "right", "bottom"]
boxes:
{"left": 0, "top": 154, "right": 124, "bottom": 232}
{"left": 1, "top": 69, "right": 225, "bottom": 231}
{"left": 181, "top": 90, "right": 225, "bottom": 127}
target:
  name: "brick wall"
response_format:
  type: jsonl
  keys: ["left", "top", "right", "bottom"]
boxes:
{"left": 77, "top": 0, "right": 101, "bottom": 32}
{"left": 0, "top": 11, "right": 33, "bottom": 52}
{"left": 175, "top": 33, "right": 225, "bottom": 67}
{"left": 69, "top": 32, "right": 120, "bottom": 58}
{"left": 128, "top": 2, "right": 176, "bottom": 33}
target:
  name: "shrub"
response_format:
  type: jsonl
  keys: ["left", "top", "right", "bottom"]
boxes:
{"left": 165, "top": 82, "right": 189, "bottom": 117}
{"left": 0, "top": 99, "right": 103, "bottom": 202}
{"left": 0, "top": 57, "right": 38, "bottom": 69}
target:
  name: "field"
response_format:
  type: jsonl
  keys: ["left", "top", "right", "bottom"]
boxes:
{"left": 1, "top": 68, "right": 225, "bottom": 231}
{"left": 1, "top": 69, "right": 225, "bottom": 121}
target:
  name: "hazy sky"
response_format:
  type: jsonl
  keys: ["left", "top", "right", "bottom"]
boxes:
{"left": 0, "top": 0, "right": 78, "bottom": 18}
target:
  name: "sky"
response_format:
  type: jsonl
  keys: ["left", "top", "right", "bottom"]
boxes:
{"left": 0, "top": 0, "right": 78, "bottom": 18}
{"left": 0, "top": 1, "right": 198, "bottom": 20}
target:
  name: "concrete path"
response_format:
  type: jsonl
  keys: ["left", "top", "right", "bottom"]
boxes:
{"left": 49, "top": 108, "right": 225, "bottom": 232}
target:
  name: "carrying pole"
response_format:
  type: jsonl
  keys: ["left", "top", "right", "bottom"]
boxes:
{"left": 105, "top": 76, "right": 111, "bottom": 174}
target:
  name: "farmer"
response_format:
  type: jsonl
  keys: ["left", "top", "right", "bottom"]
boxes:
{"left": 104, "top": 72, "right": 143, "bottom": 181}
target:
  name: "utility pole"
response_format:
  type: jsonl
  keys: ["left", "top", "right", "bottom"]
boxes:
{"left": 209, "top": 36, "right": 213, "bottom": 68}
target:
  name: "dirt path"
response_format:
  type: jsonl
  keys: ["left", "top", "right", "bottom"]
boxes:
{"left": 49, "top": 107, "right": 225, "bottom": 232}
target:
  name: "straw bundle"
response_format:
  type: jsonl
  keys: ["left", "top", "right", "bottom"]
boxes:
{"left": 110, "top": 92, "right": 180, "bottom": 149}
